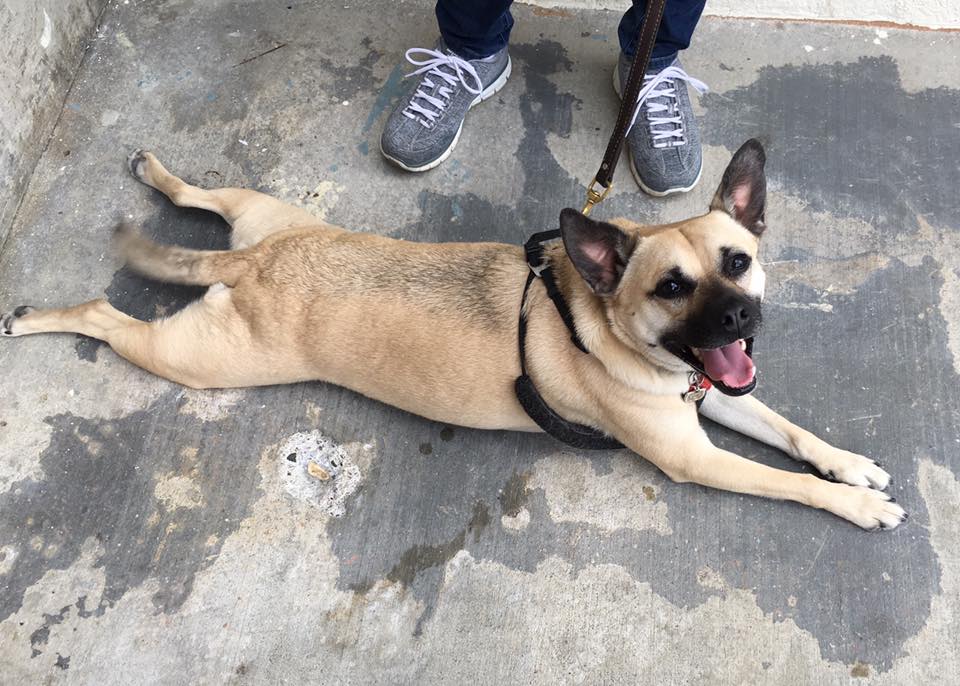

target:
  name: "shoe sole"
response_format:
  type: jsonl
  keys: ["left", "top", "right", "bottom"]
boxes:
{"left": 611, "top": 65, "right": 702, "bottom": 197}
{"left": 380, "top": 57, "right": 513, "bottom": 173}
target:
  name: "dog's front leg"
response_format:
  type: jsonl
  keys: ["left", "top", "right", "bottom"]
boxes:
{"left": 698, "top": 392, "right": 891, "bottom": 490}
{"left": 606, "top": 411, "right": 907, "bottom": 530}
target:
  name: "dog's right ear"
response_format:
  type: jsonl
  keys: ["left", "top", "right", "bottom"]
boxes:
{"left": 711, "top": 138, "right": 767, "bottom": 236}
{"left": 559, "top": 208, "right": 637, "bottom": 296}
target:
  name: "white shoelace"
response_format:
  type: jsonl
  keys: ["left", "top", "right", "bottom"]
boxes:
{"left": 401, "top": 48, "right": 483, "bottom": 128}
{"left": 627, "top": 65, "right": 709, "bottom": 148}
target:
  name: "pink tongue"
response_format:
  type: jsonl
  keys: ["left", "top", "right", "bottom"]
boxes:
{"left": 699, "top": 341, "right": 755, "bottom": 388}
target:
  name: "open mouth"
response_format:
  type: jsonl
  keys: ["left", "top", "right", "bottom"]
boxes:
{"left": 668, "top": 338, "right": 757, "bottom": 396}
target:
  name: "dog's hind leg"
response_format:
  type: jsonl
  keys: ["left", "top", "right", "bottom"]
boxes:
{"left": 2, "top": 300, "right": 139, "bottom": 340}
{"left": 127, "top": 150, "right": 341, "bottom": 249}
{"left": 2, "top": 293, "right": 305, "bottom": 389}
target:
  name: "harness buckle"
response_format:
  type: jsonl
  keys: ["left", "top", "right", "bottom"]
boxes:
{"left": 581, "top": 177, "right": 612, "bottom": 216}
{"left": 524, "top": 241, "right": 547, "bottom": 277}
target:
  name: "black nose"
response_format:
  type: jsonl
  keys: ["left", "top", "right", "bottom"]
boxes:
{"left": 721, "top": 304, "right": 752, "bottom": 334}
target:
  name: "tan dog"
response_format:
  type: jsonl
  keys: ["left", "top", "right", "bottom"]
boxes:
{"left": 0, "top": 140, "right": 906, "bottom": 530}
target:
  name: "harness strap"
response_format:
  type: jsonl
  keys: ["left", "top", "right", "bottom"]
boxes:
{"left": 515, "top": 233, "right": 625, "bottom": 450}
{"left": 523, "top": 229, "right": 587, "bottom": 353}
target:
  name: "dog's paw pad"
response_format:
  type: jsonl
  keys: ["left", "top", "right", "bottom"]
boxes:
{"left": 127, "top": 149, "right": 150, "bottom": 181}
{"left": 1, "top": 305, "right": 34, "bottom": 336}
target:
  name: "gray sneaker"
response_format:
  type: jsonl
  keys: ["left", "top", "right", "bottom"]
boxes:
{"left": 614, "top": 54, "right": 708, "bottom": 196}
{"left": 380, "top": 42, "right": 511, "bottom": 172}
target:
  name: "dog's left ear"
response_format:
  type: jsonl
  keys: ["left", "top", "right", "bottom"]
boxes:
{"left": 711, "top": 138, "right": 767, "bottom": 236}
{"left": 559, "top": 208, "right": 637, "bottom": 296}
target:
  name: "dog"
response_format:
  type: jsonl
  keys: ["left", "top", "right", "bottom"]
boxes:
{"left": 0, "top": 139, "right": 906, "bottom": 530}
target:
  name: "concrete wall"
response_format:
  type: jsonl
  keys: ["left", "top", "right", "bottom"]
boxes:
{"left": 0, "top": 0, "right": 108, "bottom": 247}
{"left": 525, "top": 0, "right": 960, "bottom": 29}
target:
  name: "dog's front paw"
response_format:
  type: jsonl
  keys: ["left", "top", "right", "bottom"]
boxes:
{"left": 1, "top": 306, "right": 34, "bottom": 336}
{"left": 815, "top": 448, "right": 890, "bottom": 490}
{"left": 827, "top": 484, "right": 907, "bottom": 531}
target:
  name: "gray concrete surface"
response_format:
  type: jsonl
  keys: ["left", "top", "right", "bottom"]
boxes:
{"left": 1, "top": 1, "right": 959, "bottom": 683}
{"left": 0, "top": 0, "right": 109, "bottom": 247}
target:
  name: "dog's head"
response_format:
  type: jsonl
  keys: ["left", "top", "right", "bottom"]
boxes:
{"left": 560, "top": 139, "right": 768, "bottom": 395}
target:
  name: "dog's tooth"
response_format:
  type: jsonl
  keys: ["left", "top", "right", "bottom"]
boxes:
{"left": 739, "top": 339, "right": 747, "bottom": 351}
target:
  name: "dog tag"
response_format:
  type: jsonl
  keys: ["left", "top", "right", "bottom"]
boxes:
{"left": 683, "top": 372, "right": 708, "bottom": 403}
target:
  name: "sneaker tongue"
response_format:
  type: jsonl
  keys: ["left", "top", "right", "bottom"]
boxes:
{"left": 699, "top": 341, "right": 754, "bottom": 388}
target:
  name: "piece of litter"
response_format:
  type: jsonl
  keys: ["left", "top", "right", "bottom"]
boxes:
{"left": 278, "top": 430, "right": 363, "bottom": 517}
{"left": 238, "top": 139, "right": 248, "bottom": 146}
{"left": 307, "top": 461, "right": 330, "bottom": 481}
{"left": 803, "top": 45, "right": 814, "bottom": 53}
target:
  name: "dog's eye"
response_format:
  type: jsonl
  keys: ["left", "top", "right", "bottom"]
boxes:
{"left": 725, "top": 253, "right": 751, "bottom": 277}
{"left": 655, "top": 279, "right": 685, "bottom": 299}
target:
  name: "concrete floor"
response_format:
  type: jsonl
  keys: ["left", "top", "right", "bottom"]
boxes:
{"left": 1, "top": 1, "right": 959, "bottom": 683}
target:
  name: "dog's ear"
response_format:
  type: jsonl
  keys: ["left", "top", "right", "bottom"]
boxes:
{"left": 711, "top": 139, "right": 767, "bottom": 236}
{"left": 559, "top": 208, "right": 637, "bottom": 296}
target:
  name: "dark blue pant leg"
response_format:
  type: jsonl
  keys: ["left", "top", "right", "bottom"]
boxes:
{"left": 618, "top": 0, "right": 706, "bottom": 62}
{"left": 435, "top": 1, "right": 515, "bottom": 60}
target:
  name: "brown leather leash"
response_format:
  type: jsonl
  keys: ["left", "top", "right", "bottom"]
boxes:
{"left": 582, "top": 0, "right": 667, "bottom": 215}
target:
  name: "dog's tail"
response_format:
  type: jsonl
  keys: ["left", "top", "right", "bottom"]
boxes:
{"left": 114, "top": 223, "right": 251, "bottom": 287}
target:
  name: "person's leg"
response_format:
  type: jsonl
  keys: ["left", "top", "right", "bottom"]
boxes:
{"left": 615, "top": 0, "right": 708, "bottom": 196}
{"left": 380, "top": 1, "right": 514, "bottom": 173}
{"left": 618, "top": 0, "right": 706, "bottom": 60}
{"left": 436, "top": 0, "right": 514, "bottom": 60}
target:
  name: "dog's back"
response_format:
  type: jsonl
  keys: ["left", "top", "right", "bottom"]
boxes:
{"left": 120, "top": 222, "right": 538, "bottom": 429}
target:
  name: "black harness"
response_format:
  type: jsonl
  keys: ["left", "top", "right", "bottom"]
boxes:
{"left": 513, "top": 230, "right": 718, "bottom": 450}
{"left": 514, "top": 230, "right": 626, "bottom": 450}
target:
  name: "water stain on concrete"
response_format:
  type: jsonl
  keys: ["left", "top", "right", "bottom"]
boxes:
{"left": 499, "top": 471, "right": 531, "bottom": 517}
{"left": 0, "top": 393, "right": 261, "bottom": 632}
{"left": 384, "top": 501, "right": 491, "bottom": 591}
{"left": 315, "top": 38, "right": 382, "bottom": 104}
{"left": 28, "top": 604, "right": 70, "bottom": 657}
{"left": 703, "top": 56, "right": 960, "bottom": 236}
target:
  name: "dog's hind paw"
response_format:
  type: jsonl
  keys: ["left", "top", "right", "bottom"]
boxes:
{"left": 127, "top": 148, "right": 147, "bottom": 181}
{"left": 1, "top": 305, "right": 35, "bottom": 336}
{"left": 127, "top": 149, "right": 152, "bottom": 182}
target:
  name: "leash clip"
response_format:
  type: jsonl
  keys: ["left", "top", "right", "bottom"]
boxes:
{"left": 581, "top": 177, "right": 612, "bottom": 216}
{"left": 683, "top": 371, "right": 708, "bottom": 404}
